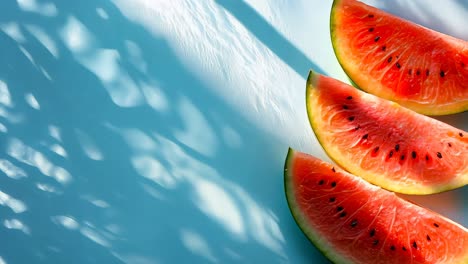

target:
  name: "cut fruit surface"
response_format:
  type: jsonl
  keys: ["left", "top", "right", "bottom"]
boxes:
{"left": 331, "top": 0, "right": 468, "bottom": 115}
{"left": 306, "top": 70, "right": 467, "bottom": 194}
{"left": 285, "top": 149, "right": 468, "bottom": 264}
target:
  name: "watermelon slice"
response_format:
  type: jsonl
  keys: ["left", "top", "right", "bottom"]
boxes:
{"left": 330, "top": 0, "right": 468, "bottom": 115}
{"left": 285, "top": 149, "right": 468, "bottom": 264}
{"left": 306, "top": 70, "right": 468, "bottom": 194}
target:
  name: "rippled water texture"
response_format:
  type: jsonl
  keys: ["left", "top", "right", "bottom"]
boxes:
{"left": 0, "top": 0, "right": 466, "bottom": 263}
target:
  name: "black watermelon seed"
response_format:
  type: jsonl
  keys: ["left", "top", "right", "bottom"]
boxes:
{"left": 426, "top": 69, "right": 430, "bottom": 76}
{"left": 408, "top": 69, "right": 412, "bottom": 75}
{"left": 373, "top": 240, "right": 379, "bottom": 246}
{"left": 434, "top": 223, "right": 439, "bottom": 228}
{"left": 426, "top": 235, "right": 431, "bottom": 241}
{"left": 370, "top": 228, "right": 376, "bottom": 237}
{"left": 411, "top": 151, "right": 417, "bottom": 159}
{"left": 329, "top": 197, "right": 336, "bottom": 202}
{"left": 402, "top": 246, "right": 407, "bottom": 251}
{"left": 354, "top": 125, "right": 360, "bottom": 131}
{"left": 387, "top": 56, "right": 393, "bottom": 63}
{"left": 373, "top": 146, "right": 380, "bottom": 153}
{"left": 395, "top": 62, "right": 401, "bottom": 69}
{"left": 448, "top": 143, "right": 452, "bottom": 147}
{"left": 389, "top": 150, "right": 394, "bottom": 158}
{"left": 319, "top": 180, "right": 325, "bottom": 185}
{"left": 382, "top": 46, "right": 386, "bottom": 51}
{"left": 368, "top": 14, "right": 374, "bottom": 18}
{"left": 374, "top": 36, "right": 381, "bottom": 42}
{"left": 347, "top": 96, "right": 353, "bottom": 100}
{"left": 348, "top": 116, "right": 355, "bottom": 121}
{"left": 343, "top": 105, "right": 349, "bottom": 109}
{"left": 331, "top": 182, "right": 337, "bottom": 187}
{"left": 400, "top": 155, "right": 405, "bottom": 161}
{"left": 362, "top": 134, "right": 369, "bottom": 140}
{"left": 339, "top": 212, "right": 347, "bottom": 218}
{"left": 337, "top": 206, "right": 344, "bottom": 212}
{"left": 332, "top": 167, "right": 336, "bottom": 172}
{"left": 416, "top": 69, "right": 421, "bottom": 75}
{"left": 351, "top": 219, "right": 358, "bottom": 227}
{"left": 460, "top": 132, "right": 464, "bottom": 137}
{"left": 425, "top": 155, "right": 430, "bottom": 161}
{"left": 413, "top": 241, "right": 418, "bottom": 249}
{"left": 369, "top": 28, "right": 374, "bottom": 32}
{"left": 395, "top": 144, "right": 400, "bottom": 151}
{"left": 390, "top": 245, "right": 396, "bottom": 251}
{"left": 440, "top": 71, "right": 445, "bottom": 77}
{"left": 436, "top": 152, "right": 442, "bottom": 159}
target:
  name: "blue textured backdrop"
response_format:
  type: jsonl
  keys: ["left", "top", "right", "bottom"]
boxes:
{"left": 0, "top": 0, "right": 466, "bottom": 263}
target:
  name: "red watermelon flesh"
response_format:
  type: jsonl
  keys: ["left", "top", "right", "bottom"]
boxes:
{"left": 306, "top": 70, "right": 468, "bottom": 194}
{"left": 285, "top": 149, "right": 468, "bottom": 264}
{"left": 331, "top": 0, "right": 468, "bottom": 115}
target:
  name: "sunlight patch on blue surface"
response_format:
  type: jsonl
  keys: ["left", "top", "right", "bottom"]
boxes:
{"left": 45, "top": 143, "right": 67, "bottom": 158}
{"left": 0, "top": 190, "right": 27, "bottom": 214}
{"left": 192, "top": 178, "right": 246, "bottom": 239}
{"left": 132, "top": 155, "right": 176, "bottom": 189}
{"left": 221, "top": 125, "right": 242, "bottom": 149}
{"left": 75, "top": 129, "right": 103, "bottom": 161}
{"left": 25, "top": 25, "right": 59, "bottom": 58}
{"left": 96, "top": 8, "right": 109, "bottom": 20}
{"left": 3, "top": 219, "right": 30, "bottom": 235}
{"left": 0, "top": 23, "right": 26, "bottom": 43}
{"left": 124, "top": 40, "right": 148, "bottom": 74}
{"left": 48, "top": 125, "right": 62, "bottom": 142}
{"left": 111, "top": 253, "right": 158, "bottom": 264}
{"left": 80, "top": 48, "right": 144, "bottom": 107}
{"left": 16, "top": 0, "right": 57, "bottom": 17}
{"left": 52, "top": 215, "right": 79, "bottom": 230}
{"left": 140, "top": 81, "right": 169, "bottom": 113}
{"left": 0, "top": 80, "right": 12, "bottom": 107}
{"left": 109, "top": 127, "right": 158, "bottom": 152}
{"left": 81, "top": 195, "right": 110, "bottom": 209}
{"left": 0, "top": 159, "right": 27, "bottom": 179}
{"left": 112, "top": 0, "right": 315, "bottom": 152}
{"left": 180, "top": 229, "right": 218, "bottom": 263}
{"left": 175, "top": 96, "right": 218, "bottom": 157}
{"left": 60, "top": 16, "right": 93, "bottom": 53}
{"left": 24, "top": 93, "right": 40, "bottom": 110}
{"left": 151, "top": 133, "right": 287, "bottom": 257}
{"left": 0, "top": 123, "right": 6, "bottom": 133}
{"left": 7, "top": 138, "right": 72, "bottom": 184}
{"left": 36, "top": 183, "right": 59, "bottom": 194}
{"left": 80, "top": 226, "right": 111, "bottom": 248}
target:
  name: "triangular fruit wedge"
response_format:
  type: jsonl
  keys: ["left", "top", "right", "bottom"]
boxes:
{"left": 285, "top": 149, "right": 468, "bottom": 264}
{"left": 306, "top": 70, "right": 467, "bottom": 194}
{"left": 330, "top": 0, "right": 468, "bottom": 115}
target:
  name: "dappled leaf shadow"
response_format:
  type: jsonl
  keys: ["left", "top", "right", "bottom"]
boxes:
{"left": 0, "top": 0, "right": 330, "bottom": 263}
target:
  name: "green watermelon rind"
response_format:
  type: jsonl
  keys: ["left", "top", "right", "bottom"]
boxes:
{"left": 329, "top": 0, "right": 357, "bottom": 89}
{"left": 284, "top": 148, "right": 353, "bottom": 264}
{"left": 329, "top": 0, "right": 468, "bottom": 116}
{"left": 330, "top": 0, "right": 363, "bottom": 92}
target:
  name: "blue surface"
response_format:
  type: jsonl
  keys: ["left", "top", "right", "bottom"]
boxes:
{"left": 0, "top": 0, "right": 466, "bottom": 263}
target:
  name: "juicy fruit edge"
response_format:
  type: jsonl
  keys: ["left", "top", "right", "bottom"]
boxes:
{"left": 284, "top": 148, "right": 468, "bottom": 264}
{"left": 284, "top": 148, "right": 354, "bottom": 264}
{"left": 329, "top": 0, "right": 468, "bottom": 116}
{"left": 305, "top": 70, "right": 468, "bottom": 195}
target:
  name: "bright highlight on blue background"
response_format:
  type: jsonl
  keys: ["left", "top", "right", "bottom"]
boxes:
{"left": 0, "top": 0, "right": 466, "bottom": 263}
